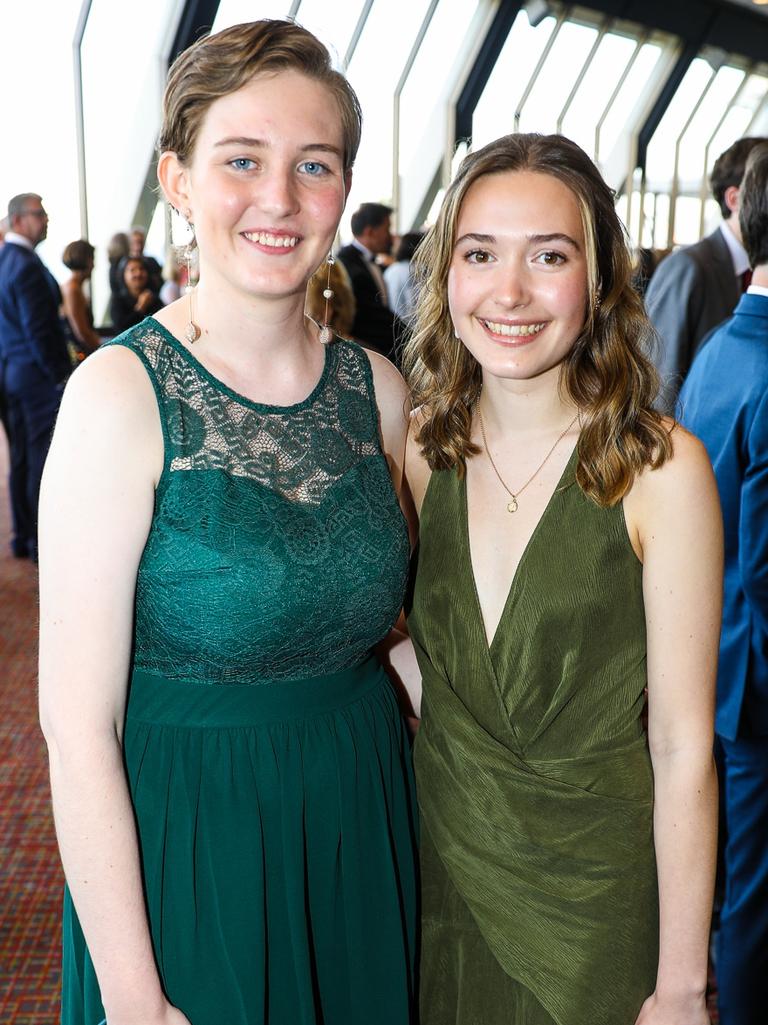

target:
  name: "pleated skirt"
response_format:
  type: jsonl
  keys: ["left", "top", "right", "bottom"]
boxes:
{"left": 61, "top": 655, "right": 419, "bottom": 1025}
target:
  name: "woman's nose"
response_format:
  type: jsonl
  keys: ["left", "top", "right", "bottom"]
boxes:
{"left": 257, "top": 168, "right": 299, "bottom": 218}
{"left": 495, "top": 266, "right": 531, "bottom": 309}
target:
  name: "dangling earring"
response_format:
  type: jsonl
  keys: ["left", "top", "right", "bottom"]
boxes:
{"left": 183, "top": 210, "right": 200, "bottom": 343}
{"left": 319, "top": 252, "right": 335, "bottom": 345}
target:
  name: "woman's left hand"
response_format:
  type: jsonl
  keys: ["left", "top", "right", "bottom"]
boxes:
{"left": 634, "top": 991, "right": 710, "bottom": 1025}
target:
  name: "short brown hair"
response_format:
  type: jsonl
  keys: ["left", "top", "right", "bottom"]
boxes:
{"left": 710, "top": 137, "right": 767, "bottom": 219}
{"left": 403, "top": 133, "right": 672, "bottom": 507}
{"left": 739, "top": 142, "right": 768, "bottom": 268}
{"left": 159, "top": 20, "right": 362, "bottom": 171}
{"left": 62, "top": 239, "right": 95, "bottom": 271}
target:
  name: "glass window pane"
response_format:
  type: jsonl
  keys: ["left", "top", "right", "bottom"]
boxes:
{"left": 561, "top": 32, "right": 640, "bottom": 157}
{"left": 677, "top": 65, "right": 745, "bottom": 185}
{"left": 707, "top": 72, "right": 768, "bottom": 168}
{"left": 517, "top": 20, "right": 600, "bottom": 134}
{"left": 645, "top": 58, "right": 715, "bottom": 188}
{"left": 673, "top": 195, "right": 704, "bottom": 245}
{"left": 0, "top": 0, "right": 82, "bottom": 286}
{"left": 212, "top": 0, "right": 293, "bottom": 30}
{"left": 598, "top": 42, "right": 664, "bottom": 161}
{"left": 396, "top": 0, "right": 483, "bottom": 226}
{"left": 297, "top": 0, "right": 368, "bottom": 67}
{"left": 472, "top": 9, "right": 558, "bottom": 148}
{"left": 342, "top": 0, "right": 434, "bottom": 234}
{"left": 81, "top": 0, "right": 181, "bottom": 318}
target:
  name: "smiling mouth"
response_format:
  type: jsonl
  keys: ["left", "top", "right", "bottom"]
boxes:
{"left": 242, "top": 231, "right": 299, "bottom": 248}
{"left": 480, "top": 318, "right": 547, "bottom": 337}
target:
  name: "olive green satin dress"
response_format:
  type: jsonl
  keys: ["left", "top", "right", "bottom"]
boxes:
{"left": 408, "top": 450, "right": 658, "bottom": 1025}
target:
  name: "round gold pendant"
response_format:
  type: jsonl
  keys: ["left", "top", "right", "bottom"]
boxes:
{"left": 507, "top": 497, "right": 518, "bottom": 513}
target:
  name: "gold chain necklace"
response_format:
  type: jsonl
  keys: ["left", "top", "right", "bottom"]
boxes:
{"left": 476, "top": 406, "right": 579, "bottom": 513}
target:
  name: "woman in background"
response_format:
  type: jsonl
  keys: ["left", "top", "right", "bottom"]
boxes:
{"left": 404, "top": 133, "right": 720, "bottom": 1025}
{"left": 305, "top": 255, "right": 356, "bottom": 339}
{"left": 384, "top": 231, "right": 424, "bottom": 321}
{"left": 61, "top": 239, "right": 101, "bottom": 360}
{"left": 109, "top": 255, "right": 162, "bottom": 333}
{"left": 39, "top": 19, "right": 418, "bottom": 1025}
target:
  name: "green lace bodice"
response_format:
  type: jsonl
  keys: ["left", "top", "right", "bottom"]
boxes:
{"left": 108, "top": 319, "right": 409, "bottom": 683}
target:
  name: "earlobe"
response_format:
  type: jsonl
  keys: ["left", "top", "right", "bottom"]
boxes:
{"left": 157, "top": 151, "right": 191, "bottom": 214}
{"left": 724, "top": 184, "right": 740, "bottom": 215}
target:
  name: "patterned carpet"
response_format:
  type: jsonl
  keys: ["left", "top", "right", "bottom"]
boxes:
{"left": 0, "top": 430, "right": 62, "bottom": 1023}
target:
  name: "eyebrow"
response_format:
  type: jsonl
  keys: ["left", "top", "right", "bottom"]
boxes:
{"left": 455, "top": 230, "right": 581, "bottom": 250}
{"left": 214, "top": 136, "right": 343, "bottom": 157}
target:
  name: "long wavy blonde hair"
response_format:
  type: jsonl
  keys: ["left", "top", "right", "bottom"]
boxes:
{"left": 402, "top": 133, "right": 672, "bottom": 507}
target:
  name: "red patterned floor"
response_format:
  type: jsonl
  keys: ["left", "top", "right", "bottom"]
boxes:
{"left": 0, "top": 430, "right": 62, "bottom": 1023}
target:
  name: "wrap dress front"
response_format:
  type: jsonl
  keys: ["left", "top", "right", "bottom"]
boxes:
{"left": 408, "top": 449, "right": 658, "bottom": 1025}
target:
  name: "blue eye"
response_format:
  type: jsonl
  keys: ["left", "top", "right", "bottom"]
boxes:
{"left": 299, "top": 160, "right": 329, "bottom": 176}
{"left": 230, "top": 157, "right": 256, "bottom": 171}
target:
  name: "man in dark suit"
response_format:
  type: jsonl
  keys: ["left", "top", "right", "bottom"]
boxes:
{"left": 0, "top": 193, "right": 70, "bottom": 559}
{"left": 337, "top": 202, "right": 403, "bottom": 362}
{"left": 646, "top": 136, "right": 766, "bottom": 412}
{"left": 679, "top": 142, "right": 768, "bottom": 1025}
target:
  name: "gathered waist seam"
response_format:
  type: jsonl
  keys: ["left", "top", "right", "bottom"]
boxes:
{"left": 125, "top": 653, "right": 392, "bottom": 728}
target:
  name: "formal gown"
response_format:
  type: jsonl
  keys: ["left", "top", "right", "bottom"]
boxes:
{"left": 408, "top": 448, "right": 658, "bottom": 1025}
{"left": 60, "top": 319, "right": 418, "bottom": 1025}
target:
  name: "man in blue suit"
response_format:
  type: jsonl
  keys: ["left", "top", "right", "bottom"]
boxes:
{"left": 0, "top": 194, "right": 70, "bottom": 559}
{"left": 679, "top": 143, "right": 768, "bottom": 1025}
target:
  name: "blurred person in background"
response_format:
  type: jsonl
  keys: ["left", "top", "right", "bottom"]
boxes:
{"left": 0, "top": 193, "right": 70, "bottom": 559}
{"left": 109, "top": 255, "right": 162, "bottom": 333}
{"left": 107, "top": 232, "right": 130, "bottom": 299}
{"left": 305, "top": 255, "right": 356, "bottom": 339}
{"left": 384, "top": 231, "right": 424, "bottom": 321}
{"left": 679, "top": 140, "right": 768, "bottom": 1025}
{"left": 129, "top": 224, "right": 163, "bottom": 293}
{"left": 645, "top": 136, "right": 766, "bottom": 412}
{"left": 337, "top": 202, "right": 403, "bottom": 361}
{"left": 159, "top": 251, "right": 185, "bottom": 305}
{"left": 61, "top": 240, "right": 101, "bottom": 360}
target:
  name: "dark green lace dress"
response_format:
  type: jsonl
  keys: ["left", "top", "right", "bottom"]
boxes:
{"left": 60, "top": 319, "right": 418, "bottom": 1025}
{"left": 408, "top": 453, "right": 658, "bottom": 1025}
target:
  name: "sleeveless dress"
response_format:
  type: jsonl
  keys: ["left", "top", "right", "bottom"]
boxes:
{"left": 60, "top": 319, "right": 418, "bottom": 1025}
{"left": 408, "top": 449, "right": 658, "bottom": 1025}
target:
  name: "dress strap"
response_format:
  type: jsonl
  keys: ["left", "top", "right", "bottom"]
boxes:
{"left": 102, "top": 319, "right": 176, "bottom": 476}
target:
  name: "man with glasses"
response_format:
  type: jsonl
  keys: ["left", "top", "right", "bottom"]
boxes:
{"left": 0, "top": 193, "right": 70, "bottom": 559}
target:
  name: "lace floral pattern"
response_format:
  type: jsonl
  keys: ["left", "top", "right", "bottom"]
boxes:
{"left": 107, "top": 321, "right": 409, "bottom": 683}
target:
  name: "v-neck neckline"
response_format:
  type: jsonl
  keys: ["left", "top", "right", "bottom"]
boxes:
{"left": 461, "top": 440, "right": 579, "bottom": 655}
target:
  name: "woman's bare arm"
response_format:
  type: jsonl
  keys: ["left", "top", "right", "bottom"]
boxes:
{"left": 38, "top": 348, "right": 190, "bottom": 1025}
{"left": 625, "top": 426, "right": 721, "bottom": 1025}
{"left": 62, "top": 279, "right": 101, "bottom": 354}
{"left": 366, "top": 349, "right": 422, "bottom": 719}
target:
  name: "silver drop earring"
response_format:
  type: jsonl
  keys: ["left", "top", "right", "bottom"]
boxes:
{"left": 183, "top": 211, "right": 200, "bottom": 343}
{"left": 319, "top": 252, "right": 335, "bottom": 345}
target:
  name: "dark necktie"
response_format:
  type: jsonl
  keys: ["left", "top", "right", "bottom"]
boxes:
{"left": 368, "top": 256, "right": 389, "bottom": 306}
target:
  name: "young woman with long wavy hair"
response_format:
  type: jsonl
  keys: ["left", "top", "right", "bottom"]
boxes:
{"left": 403, "top": 133, "right": 720, "bottom": 1025}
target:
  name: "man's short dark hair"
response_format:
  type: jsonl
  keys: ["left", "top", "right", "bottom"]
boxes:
{"left": 710, "top": 138, "right": 767, "bottom": 219}
{"left": 739, "top": 143, "right": 768, "bottom": 268}
{"left": 350, "top": 203, "right": 392, "bottom": 237}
